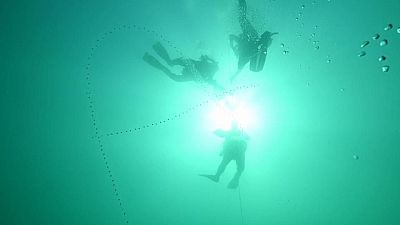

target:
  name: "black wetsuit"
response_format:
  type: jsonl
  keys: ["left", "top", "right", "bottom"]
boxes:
{"left": 230, "top": 0, "right": 276, "bottom": 76}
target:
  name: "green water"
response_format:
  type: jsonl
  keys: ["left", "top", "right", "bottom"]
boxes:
{"left": 2, "top": 0, "right": 400, "bottom": 224}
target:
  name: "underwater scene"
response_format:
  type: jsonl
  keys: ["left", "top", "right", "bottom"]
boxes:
{"left": 2, "top": 0, "right": 400, "bottom": 224}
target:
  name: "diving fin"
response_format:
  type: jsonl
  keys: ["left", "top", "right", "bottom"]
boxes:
{"left": 152, "top": 42, "right": 173, "bottom": 66}
{"left": 199, "top": 174, "right": 219, "bottom": 183}
{"left": 143, "top": 52, "right": 171, "bottom": 75}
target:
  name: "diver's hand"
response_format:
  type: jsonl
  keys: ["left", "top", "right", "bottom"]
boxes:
{"left": 214, "top": 129, "right": 227, "bottom": 137}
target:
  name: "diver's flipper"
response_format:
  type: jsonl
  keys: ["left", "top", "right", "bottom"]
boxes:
{"left": 152, "top": 42, "right": 173, "bottom": 66}
{"left": 143, "top": 52, "right": 171, "bottom": 75}
{"left": 199, "top": 174, "right": 219, "bottom": 183}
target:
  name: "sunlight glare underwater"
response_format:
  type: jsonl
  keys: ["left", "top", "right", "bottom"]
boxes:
{"left": 208, "top": 93, "right": 259, "bottom": 131}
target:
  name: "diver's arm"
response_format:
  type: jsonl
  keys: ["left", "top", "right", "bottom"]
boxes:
{"left": 214, "top": 129, "right": 228, "bottom": 138}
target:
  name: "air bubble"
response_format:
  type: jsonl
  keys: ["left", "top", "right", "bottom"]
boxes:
{"left": 384, "top": 24, "right": 393, "bottom": 31}
{"left": 379, "top": 39, "right": 388, "bottom": 47}
{"left": 360, "top": 41, "right": 369, "bottom": 48}
{"left": 358, "top": 51, "right": 366, "bottom": 57}
{"left": 372, "top": 33, "right": 380, "bottom": 40}
{"left": 382, "top": 66, "right": 390, "bottom": 72}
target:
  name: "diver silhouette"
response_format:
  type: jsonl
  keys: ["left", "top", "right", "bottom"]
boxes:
{"left": 229, "top": 0, "right": 278, "bottom": 81}
{"left": 143, "top": 42, "right": 223, "bottom": 90}
{"left": 200, "top": 121, "right": 249, "bottom": 189}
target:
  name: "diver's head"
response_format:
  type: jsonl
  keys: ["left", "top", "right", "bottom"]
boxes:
{"left": 261, "top": 31, "right": 279, "bottom": 40}
{"left": 260, "top": 31, "right": 279, "bottom": 44}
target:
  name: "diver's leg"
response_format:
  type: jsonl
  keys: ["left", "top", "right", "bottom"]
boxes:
{"left": 167, "top": 73, "right": 193, "bottom": 82}
{"left": 216, "top": 156, "right": 232, "bottom": 178}
{"left": 199, "top": 156, "right": 231, "bottom": 183}
{"left": 238, "top": 0, "right": 247, "bottom": 17}
{"left": 238, "top": 0, "right": 258, "bottom": 37}
{"left": 170, "top": 57, "right": 188, "bottom": 67}
{"left": 228, "top": 153, "right": 245, "bottom": 189}
{"left": 143, "top": 53, "right": 191, "bottom": 82}
{"left": 238, "top": 0, "right": 247, "bottom": 30}
{"left": 152, "top": 42, "right": 174, "bottom": 66}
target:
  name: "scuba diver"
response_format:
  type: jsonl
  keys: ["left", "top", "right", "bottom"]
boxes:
{"left": 200, "top": 121, "right": 249, "bottom": 189}
{"left": 229, "top": 0, "right": 278, "bottom": 81}
{"left": 143, "top": 42, "right": 223, "bottom": 90}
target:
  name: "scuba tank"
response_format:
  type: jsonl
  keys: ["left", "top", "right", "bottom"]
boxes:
{"left": 249, "top": 31, "right": 278, "bottom": 72}
{"left": 249, "top": 49, "right": 267, "bottom": 72}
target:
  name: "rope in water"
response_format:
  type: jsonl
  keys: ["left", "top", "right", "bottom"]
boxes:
{"left": 87, "top": 23, "right": 253, "bottom": 225}
{"left": 85, "top": 24, "right": 189, "bottom": 224}
{"left": 238, "top": 185, "right": 245, "bottom": 225}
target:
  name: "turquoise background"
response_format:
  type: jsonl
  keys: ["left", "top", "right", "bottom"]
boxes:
{"left": 1, "top": 0, "right": 399, "bottom": 224}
